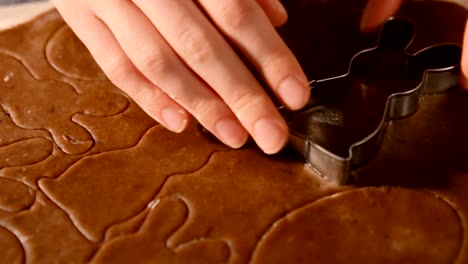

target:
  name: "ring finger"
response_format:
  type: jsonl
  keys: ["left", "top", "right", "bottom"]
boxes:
{"left": 91, "top": 0, "right": 250, "bottom": 148}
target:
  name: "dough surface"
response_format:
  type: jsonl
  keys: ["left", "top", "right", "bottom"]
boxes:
{"left": 0, "top": 1, "right": 467, "bottom": 263}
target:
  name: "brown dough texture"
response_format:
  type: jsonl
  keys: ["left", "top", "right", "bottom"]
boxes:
{"left": 0, "top": 0, "right": 467, "bottom": 263}
{"left": 251, "top": 188, "right": 462, "bottom": 264}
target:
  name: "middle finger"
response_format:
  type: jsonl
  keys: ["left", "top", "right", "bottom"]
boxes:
{"left": 133, "top": 0, "right": 290, "bottom": 154}
{"left": 197, "top": 0, "right": 310, "bottom": 110}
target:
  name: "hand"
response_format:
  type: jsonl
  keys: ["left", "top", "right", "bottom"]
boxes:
{"left": 50, "top": 0, "right": 310, "bottom": 154}
{"left": 361, "top": 0, "right": 468, "bottom": 84}
{"left": 360, "top": 0, "right": 405, "bottom": 33}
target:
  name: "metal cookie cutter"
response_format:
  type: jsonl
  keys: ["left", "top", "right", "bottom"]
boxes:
{"left": 282, "top": 17, "right": 462, "bottom": 185}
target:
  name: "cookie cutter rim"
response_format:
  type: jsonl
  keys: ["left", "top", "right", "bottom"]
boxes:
{"left": 283, "top": 17, "right": 462, "bottom": 185}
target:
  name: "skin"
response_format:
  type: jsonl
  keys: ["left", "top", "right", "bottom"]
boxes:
{"left": 49, "top": 0, "right": 468, "bottom": 155}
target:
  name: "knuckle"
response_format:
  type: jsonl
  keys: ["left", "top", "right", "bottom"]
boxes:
{"left": 133, "top": 85, "right": 164, "bottom": 114}
{"left": 258, "top": 53, "right": 295, "bottom": 86}
{"left": 100, "top": 57, "right": 132, "bottom": 86}
{"left": 230, "top": 90, "right": 268, "bottom": 117}
{"left": 135, "top": 50, "right": 171, "bottom": 75}
{"left": 217, "top": 0, "right": 256, "bottom": 31}
{"left": 187, "top": 96, "right": 216, "bottom": 118}
{"left": 185, "top": 96, "right": 228, "bottom": 128}
{"left": 179, "top": 27, "right": 212, "bottom": 65}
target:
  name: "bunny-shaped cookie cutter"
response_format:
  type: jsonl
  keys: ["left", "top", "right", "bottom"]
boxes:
{"left": 282, "top": 17, "right": 462, "bottom": 185}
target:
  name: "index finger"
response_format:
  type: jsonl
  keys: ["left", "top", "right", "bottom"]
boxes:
{"left": 197, "top": 0, "right": 311, "bottom": 111}
{"left": 361, "top": 0, "right": 404, "bottom": 32}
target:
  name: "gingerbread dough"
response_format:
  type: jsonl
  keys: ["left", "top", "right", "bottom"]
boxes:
{"left": 0, "top": 1, "right": 467, "bottom": 263}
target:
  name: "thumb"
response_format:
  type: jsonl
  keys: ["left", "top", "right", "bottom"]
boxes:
{"left": 257, "top": 0, "right": 288, "bottom": 27}
{"left": 361, "top": 0, "right": 404, "bottom": 32}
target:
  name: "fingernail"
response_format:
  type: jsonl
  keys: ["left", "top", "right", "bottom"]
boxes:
{"left": 278, "top": 76, "right": 309, "bottom": 110}
{"left": 273, "top": 0, "right": 288, "bottom": 20}
{"left": 253, "top": 118, "right": 288, "bottom": 154}
{"left": 160, "top": 106, "right": 188, "bottom": 133}
{"left": 215, "top": 118, "right": 248, "bottom": 148}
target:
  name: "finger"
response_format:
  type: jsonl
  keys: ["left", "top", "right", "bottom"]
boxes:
{"left": 197, "top": 0, "right": 310, "bottom": 111}
{"left": 361, "top": 0, "right": 404, "bottom": 32}
{"left": 462, "top": 19, "right": 468, "bottom": 90}
{"left": 91, "top": 0, "right": 250, "bottom": 149}
{"left": 256, "top": 0, "right": 288, "bottom": 27}
{"left": 51, "top": 0, "right": 190, "bottom": 133}
{"left": 132, "top": 0, "right": 290, "bottom": 154}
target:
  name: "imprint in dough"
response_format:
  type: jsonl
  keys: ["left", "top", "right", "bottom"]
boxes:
{"left": 104, "top": 209, "right": 149, "bottom": 241}
{"left": 0, "top": 193, "right": 97, "bottom": 263}
{"left": 0, "top": 225, "right": 24, "bottom": 264}
{"left": 0, "top": 1, "right": 466, "bottom": 263}
{"left": 0, "top": 11, "right": 64, "bottom": 80}
{"left": 0, "top": 107, "right": 49, "bottom": 147}
{"left": 39, "top": 124, "right": 229, "bottom": 242}
{"left": 251, "top": 187, "right": 463, "bottom": 264}
{"left": 157, "top": 148, "right": 347, "bottom": 264}
{"left": 0, "top": 178, "right": 35, "bottom": 212}
{"left": 0, "top": 101, "right": 155, "bottom": 186}
{"left": 0, "top": 138, "right": 51, "bottom": 169}
{"left": 93, "top": 198, "right": 230, "bottom": 264}
{"left": 46, "top": 25, "right": 107, "bottom": 81}
{"left": 0, "top": 52, "right": 128, "bottom": 155}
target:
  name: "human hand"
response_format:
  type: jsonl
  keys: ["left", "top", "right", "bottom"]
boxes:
{"left": 361, "top": 0, "right": 468, "bottom": 83}
{"left": 50, "top": 0, "right": 310, "bottom": 155}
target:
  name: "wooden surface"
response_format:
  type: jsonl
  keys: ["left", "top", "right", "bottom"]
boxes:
{"left": 0, "top": 1, "right": 52, "bottom": 30}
